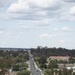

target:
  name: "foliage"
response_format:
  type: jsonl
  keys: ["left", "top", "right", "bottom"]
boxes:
{"left": 48, "top": 60, "right": 58, "bottom": 69}
{"left": 44, "top": 68, "right": 74, "bottom": 75}
{"left": 31, "top": 47, "right": 75, "bottom": 57}
{"left": 44, "top": 69, "right": 54, "bottom": 75}
{"left": 38, "top": 56, "right": 47, "bottom": 64}
{"left": 17, "top": 70, "right": 31, "bottom": 75}
{"left": 13, "top": 63, "right": 28, "bottom": 71}
{"left": 16, "top": 57, "right": 25, "bottom": 63}
{"left": 0, "top": 50, "right": 29, "bottom": 75}
{"left": 13, "top": 64, "right": 20, "bottom": 71}
{"left": 40, "top": 64, "right": 47, "bottom": 69}
{"left": 19, "top": 63, "right": 28, "bottom": 68}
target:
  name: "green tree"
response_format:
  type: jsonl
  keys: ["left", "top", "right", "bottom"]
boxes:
{"left": 16, "top": 57, "right": 25, "bottom": 63}
{"left": 19, "top": 63, "right": 28, "bottom": 68}
{"left": 13, "top": 64, "right": 19, "bottom": 71}
{"left": 44, "top": 70, "right": 54, "bottom": 75}
{"left": 48, "top": 60, "right": 58, "bottom": 69}
{"left": 38, "top": 56, "right": 47, "bottom": 64}
{"left": 40, "top": 64, "right": 47, "bottom": 69}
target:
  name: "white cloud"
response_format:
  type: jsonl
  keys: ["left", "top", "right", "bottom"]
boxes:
{"left": 2, "top": 0, "right": 75, "bottom": 21}
{"left": 7, "top": 1, "right": 31, "bottom": 14}
{"left": 60, "top": 40, "right": 66, "bottom": 44}
{"left": 62, "top": 27, "right": 70, "bottom": 32}
{"left": 7, "top": 0, "right": 61, "bottom": 13}
{"left": 6, "top": 0, "right": 62, "bottom": 20}
{"left": 70, "top": 6, "right": 75, "bottom": 15}
{"left": 29, "top": 0, "right": 61, "bottom": 10}
{"left": 39, "top": 33, "right": 49, "bottom": 38}
{"left": 39, "top": 33, "right": 57, "bottom": 38}
{"left": 54, "top": 28, "right": 58, "bottom": 32}
{"left": 0, "top": 31, "right": 3, "bottom": 34}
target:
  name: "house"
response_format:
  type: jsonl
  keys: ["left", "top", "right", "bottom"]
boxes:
{"left": 49, "top": 56, "right": 70, "bottom": 61}
{"left": 66, "top": 66, "right": 75, "bottom": 72}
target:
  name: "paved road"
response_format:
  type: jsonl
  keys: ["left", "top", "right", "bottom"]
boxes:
{"left": 28, "top": 50, "right": 42, "bottom": 75}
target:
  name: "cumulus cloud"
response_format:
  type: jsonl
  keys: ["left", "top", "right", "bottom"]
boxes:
{"left": 6, "top": 0, "right": 62, "bottom": 20}
{"left": 2, "top": 0, "right": 75, "bottom": 21}
{"left": 7, "top": 0, "right": 61, "bottom": 13}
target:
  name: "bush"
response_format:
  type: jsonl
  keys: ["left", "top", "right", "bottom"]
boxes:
{"left": 17, "top": 70, "right": 31, "bottom": 75}
{"left": 13, "top": 64, "right": 19, "bottom": 71}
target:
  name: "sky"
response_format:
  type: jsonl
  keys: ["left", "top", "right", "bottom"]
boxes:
{"left": 0, "top": 0, "right": 75, "bottom": 49}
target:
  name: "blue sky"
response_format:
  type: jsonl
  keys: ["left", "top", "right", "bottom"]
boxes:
{"left": 0, "top": 0, "right": 75, "bottom": 49}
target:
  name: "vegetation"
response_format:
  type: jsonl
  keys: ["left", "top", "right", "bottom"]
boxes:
{"left": 0, "top": 50, "right": 30, "bottom": 75}
{"left": 0, "top": 46, "right": 75, "bottom": 75}
{"left": 31, "top": 46, "right": 75, "bottom": 57}
{"left": 13, "top": 63, "right": 28, "bottom": 71}
{"left": 44, "top": 68, "right": 75, "bottom": 75}
{"left": 31, "top": 46, "right": 75, "bottom": 75}
{"left": 48, "top": 60, "right": 58, "bottom": 69}
{"left": 17, "top": 70, "right": 30, "bottom": 75}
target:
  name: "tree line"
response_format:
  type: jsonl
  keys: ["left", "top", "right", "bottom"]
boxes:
{"left": 31, "top": 46, "right": 75, "bottom": 57}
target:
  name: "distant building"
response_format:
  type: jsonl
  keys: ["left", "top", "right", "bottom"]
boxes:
{"left": 66, "top": 66, "right": 75, "bottom": 72}
{"left": 49, "top": 56, "right": 70, "bottom": 61}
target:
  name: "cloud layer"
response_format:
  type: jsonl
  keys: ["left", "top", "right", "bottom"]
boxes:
{"left": 6, "top": 0, "right": 62, "bottom": 20}
{"left": 0, "top": 0, "right": 12, "bottom": 7}
{"left": 5, "top": 0, "right": 75, "bottom": 21}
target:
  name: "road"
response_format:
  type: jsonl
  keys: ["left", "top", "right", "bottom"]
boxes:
{"left": 28, "top": 50, "right": 42, "bottom": 75}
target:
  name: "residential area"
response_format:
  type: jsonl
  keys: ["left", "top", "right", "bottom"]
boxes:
{"left": 0, "top": 47, "right": 75, "bottom": 75}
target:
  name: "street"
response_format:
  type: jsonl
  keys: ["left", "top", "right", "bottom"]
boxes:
{"left": 28, "top": 50, "right": 42, "bottom": 75}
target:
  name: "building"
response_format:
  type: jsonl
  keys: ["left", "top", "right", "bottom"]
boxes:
{"left": 66, "top": 66, "right": 75, "bottom": 72}
{"left": 49, "top": 56, "right": 70, "bottom": 61}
